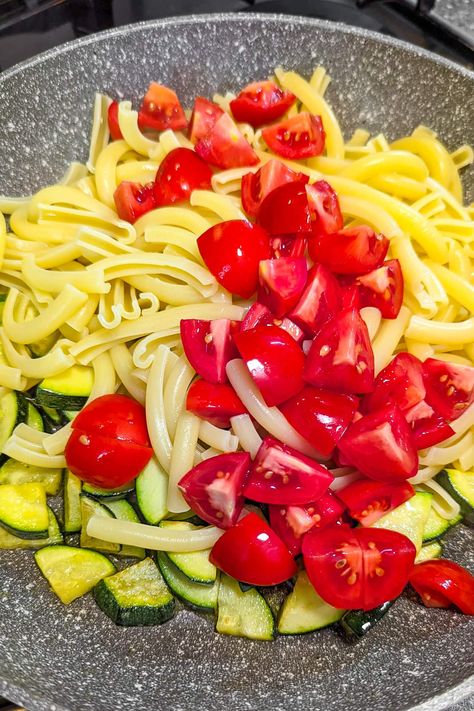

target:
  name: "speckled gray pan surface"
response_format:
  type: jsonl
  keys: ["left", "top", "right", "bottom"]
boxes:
{"left": 0, "top": 14, "right": 473, "bottom": 711}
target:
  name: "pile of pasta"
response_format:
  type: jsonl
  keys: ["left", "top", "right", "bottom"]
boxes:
{"left": 0, "top": 66, "right": 473, "bottom": 520}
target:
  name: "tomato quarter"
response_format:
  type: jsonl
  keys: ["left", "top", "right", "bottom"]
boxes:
{"left": 188, "top": 96, "right": 224, "bottom": 143}
{"left": 337, "top": 477, "right": 415, "bottom": 526}
{"left": 241, "top": 159, "right": 308, "bottom": 218}
{"left": 262, "top": 112, "right": 325, "bottom": 159}
{"left": 241, "top": 303, "right": 305, "bottom": 343}
{"left": 306, "top": 180, "right": 343, "bottom": 234}
{"left": 363, "top": 352, "right": 426, "bottom": 414}
{"left": 107, "top": 100, "right": 123, "bottom": 140}
{"left": 180, "top": 318, "right": 239, "bottom": 384}
{"left": 195, "top": 112, "right": 258, "bottom": 169}
{"left": 186, "top": 379, "right": 247, "bottom": 428}
{"left": 230, "top": 80, "right": 296, "bottom": 127}
{"left": 354, "top": 259, "right": 404, "bottom": 319}
{"left": 288, "top": 263, "right": 342, "bottom": 336}
{"left": 309, "top": 225, "right": 389, "bottom": 275}
{"left": 257, "top": 181, "right": 312, "bottom": 235}
{"left": 423, "top": 358, "right": 474, "bottom": 422}
{"left": 409, "top": 560, "right": 474, "bottom": 615}
{"left": 258, "top": 257, "right": 307, "bottom": 318}
{"left": 138, "top": 83, "right": 187, "bottom": 132}
{"left": 153, "top": 147, "right": 212, "bottom": 207}
{"left": 113, "top": 181, "right": 156, "bottom": 223}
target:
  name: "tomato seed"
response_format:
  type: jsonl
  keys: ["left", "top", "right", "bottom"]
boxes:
{"left": 439, "top": 374, "right": 448, "bottom": 382}
{"left": 204, "top": 333, "right": 213, "bottom": 344}
{"left": 454, "top": 402, "right": 466, "bottom": 409}
{"left": 335, "top": 559, "right": 346, "bottom": 569}
{"left": 347, "top": 572, "right": 357, "bottom": 585}
{"left": 447, "top": 385, "right": 455, "bottom": 396}
{"left": 264, "top": 471, "right": 273, "bottom": 479}
{"left": 79, "top": 434, "right": 90, "bottom": 446}
{"left": 319, "top": 345, "right": 331, "bottom": 356}
{"left": 375, "top": 567, "right": 385, "bottom": 577}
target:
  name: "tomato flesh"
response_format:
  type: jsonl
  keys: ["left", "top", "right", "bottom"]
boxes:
{"left": 230, "top": 80, "right": 296, "bottom": 127}
{"left": 355, "top": 259, "right": 404, "bottom": 319}
{"left": 270, "top": 235, "right": 307, "bottom": 259}
{"left": 195, "top": 112, "right": 258, "bottom": 169}
{"left": 243, "top": 436, "right": 333, "bottom": 505}
{"left": 107, "top": 100, "right": 123, "bottom": 140}
{"left": 178, "top": 452, "right": 251, "bottom": 529}
{"left": 423, "top": 358, "right": 474, "bottom": 422}
{"left": 209, "top": 512, "right": 298, "bottom": 585}
{"left": 409, "top": 560, "right": 474, "bottom": 615}
{"left": 306, "top": 180, "right": 343, "bottom": 234}
{"left": 72, "top": 394, "right": 151, "bottom": 447}
{"left": 113, "top": 181, "right": 156, "bottom": 223}
{"left": 180, "top": 318, "right": 239, "bottom": 384}
{"left": 262, "top": 112, "right": 325, "bottom": 159}
{"left": 188, "top": 96, "right": 224, "bottom": 143}
{"left": 363, "top": 352, "right": 426, "bottom": 414}
{"left": 336, "top": 477, "right": 415, "bottom": 526}
{"left": 257, "top": 181, "right": 311, "bottom": 235}
{"left": 138, "top": 83, "right": 187, "bottom": 132}
{"left": 241, "top": 303, "right": 304, "bottom": 344}
{"left": 309, "top": 225, "right": 389, "bottom": 275}
{"left": 409, "top": 409, "right": 455, "bottom": 450}
{"left": 241, "top": 159, "right": 308, "bottom": 218}
{"left": 153, "top": 147, "right": 212, "bottom": 207}
{"left": 234, "top": 325, "right": 305, "bottom": 406}
{"left": 186, "top": 379, "right": 247, "bottom": 428}
{"left": 288, "top": 263, "right": 342, "bottom": 337}
{"left": 198, "top": 220, "right": 271, "bottom": 299}
{"left": 258, "top": 257, "right": 307, "bottom": 318}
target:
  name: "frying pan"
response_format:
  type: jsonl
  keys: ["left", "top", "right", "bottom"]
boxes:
{"left": 0, "top": 14, "right": 473, "bottom": 711}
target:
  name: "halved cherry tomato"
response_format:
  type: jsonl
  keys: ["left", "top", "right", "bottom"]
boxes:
{"left": 188, "top": 96, "right": 223, "bottom": 143}
{"left": 338, "top": 403, "right": 419, "bottom": 482}
{"left": 423, "top": 358, "right": 474, "bottom": 422}
{"left": 138, "top": 82, "right": 187, "bottom": 132}
{"left": 195, "top": 112, "right": 258, "bottom": 169}
{"left": 113, "top": 181, "right": 156, "bottom": 223}
{"left": 280, "top": 386, "right": 358, "bottom": 457}
{"left": 336, "top": 477, "right": 415, "bottom": 526}
{"left": 270, "top": 235, "right": 307, "bottom": 259}
{"left": 258, "top": 257, "right": 307, "bottom": 318}
{"left": 153, "top": 147, "right": 212, "bottom": 207}
{"left": 407, "top": 407, "right": 455, "bottom": 450}
{"left": 241, "top": 303, "right": 304, "bottom": 343}
{"left": 197, "top": 220, "right": 271, "bottom": 299}
{"left": 178, "top": 452, "right": 251, "bottom": 528}
{"left": 303, "top": 525, "right": 416, "bottom": 610}
{"left": 409, "top": 560, "right": 474, "bottom": 614}
{"left": 243, "top": 436, "right": 333, "bottom": 505}
{"left": 262, "top": 112, "right": 325, "bottom": 159}
{"left": 107, "top": 100, "right": 123, "bottom": 140}
{"left": 363, "top": 352, "right": 426, "bottom": 414}
{"left": 353, "top": 259, "right": 404, "bottom": 319}
{"left": 257, "top": 181, "right": 311, "bottom": 235}
{"left": 210, "top": 512, "right": 298, "bottom": 585}
{"left": 180, "top": 319, "right": 239, "bottom": 384}
{"left": 304, "top": 309, "right": 374, "bottom": 394}
{"left": 234, "top": 325, "right": 305, "bottom": 406}
{"left": 72, "top": 394, "right": 151, "bottom": 447}
{"left": 288, "top": 263, "right": 342, "bottom": 336}
{"left": 186, "top": 379, "right": 247, "bottom": 428}
{"left": 306, "top": 180, "right": 343, "bottom": 234}
{"left": 309, "top": 225, "right": 389, "bottom": 275}
{"left": 230, "top": 80, "right": 296, "bottom": 127}
{"left": 241, "top": 159, "right": 308, "bottom": 218}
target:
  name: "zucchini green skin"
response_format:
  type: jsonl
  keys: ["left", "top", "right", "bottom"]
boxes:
{"left": 0, "top": 459, "right": 62, "bottom": 495}
{"left": 0, "top": 483, "right": 49, "bottom": 539}
{"left": 0, "top": 507, "right": 63, "bottom": 549}
{"left": 339, "top": 600, "right": 395, "bottom": 641}
{"left": 36, "top": 390, "right": 88, "bottom": 411}
{"left": 79, "top": 495, "right": 121, "bottom": 553}
{"left": 159, "top": 521, "right": 217, "bottom": 584}
{"left": 436, "top": 469, "right": 474, "bottom": 527}
{"left": 103, "top": 499, "right": 145, "bottom": 559}
{"left": 36, "top": 365, "right": 93, "bottom": 411}
{"left": 216, "top": 574, "right": 274, "bottom": 641}
{"left": 422, "top": 507, "right": 452, "bottom": 542}
{"left": 0, "top": 391, "right": 28, "bottom": 466}
{"left": 26, "top": 403, "right": 44, "bottom": 432}
{"left": 135, "top": 457, "right": 168, "bottom": 524}
{"left": 157, "top": 552, "right": 218, "bottom": 611}
{"left": 277, "top": 570, "right": 344, "bottom": 635}
{"left": 82, "top": 481, "right": 134, "bottom": 499}
{"left": 416, "top": 540, "right": 443, "bottom": 563}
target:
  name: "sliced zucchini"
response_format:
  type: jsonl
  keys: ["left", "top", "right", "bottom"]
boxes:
{"left": 0, "top": 391, "right": 28, "bottom": 465}
{"left": 216, "top": 574, "right": 274, "bottom": 641}
{"left": 63, "top": 470, "right": 82, "bottom": 534}
{"left": 135, "top": 457, "right": 168, "bottom": 524}
{"left": 278, "top": 570, "right": 344, "bottom": 634}
{"left": 416, "top": 540, "right": 443, "bottom": 563}
{"left": 82, "top": 481, "right": 134, "bottom": 499}
{"left": 79, "top": 495, "right": 121, "bottom": 554}
{"left": 63, "top": 410, "right": 79, "bottom": 421}
{"left": 0, "top": 482, "right": 49, "bottom": 538}
{"left": 436, "top": 468, "right": 474, "bottom": 527}
{"left": 36, "top": 365, "right": 93, "bottom": 410}
{"left": 0, "top": 507, "right": 63, "bottom": 549}
{"left": 157, "top": 552, "right": 218, "bottom": 610}
{"left": 38, "top": 406, "right": 67, "bottom": 434}
{"left": 27, "top": 403, "right": 44, "bottom": 432}
{"left": 103, "top": 499, "right": 145, "bottom": 559}
{"left": 371, "top": 491, "right": 432, "bottom": 553}
{"left": 159, "top": 520, "right": 216, "bottom": 584}
{"left": 93, "top": 557, "right": 175, "bottom": 626}
{"left": 422, "top": 507, "right": 460, "bottom": 542}
{"left": 35, "top": 545, "right": 116, "bottom": 604}
{"left": 0, "top": 459, "right": 62, "bottom": 495}
{"left": 339, "top": 600, "right": 395, "bottom": 641}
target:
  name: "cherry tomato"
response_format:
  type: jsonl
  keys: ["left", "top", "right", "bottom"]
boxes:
{"left": 303, "top": 525, "right": 416, "bottom": 610}
{"left": 178, "top": 452, "right": 251, "bottom": 529}
{"left": 338, "top": 403, "right": 419, "bottom": 482}
{"left": 288, "top": 263, "right": 342, "bottom": 336}
{"left": 363, "top": 352, "right": 426, "bottom": 414}
{"left": 336, "top": 477, "right": 415, "bottom": 526}
{"left": 197, "top": 220, "right": 271, "bottom": 299}
{"left": 423, "top": 358, "right": 474, "bottom": 422}
{"left": 107, "top": 100, "right": 123, "bottom": 140}
{"left": 309, "top": 225, "right": 389, "bottom": 275}
{"left": 339, "top": 283, "right": 361, "bottom": 311}
{"left": 153, "top": 147, "right": 212, "bottom": 207}
{"left": 409, "top": 560, "right": 474, "bottom": 615}
{"left": 270, "top": 235, "right": 307, "bottom": 259}
{"left": 243, "top": 436, "right": 333, "bottom": 505}
{"left": 113, "top": 181, "right": 156, "bottom": 223}
{"left": 257, "top": 181, "right": 311, "bottom": 235}
{"left": 306, "top": 180, "right": 343, "bottom": 234}
{"left": 195, "top": 112, "right": 258, "bottom": 169}
{"left": 72, "top": 394, "right": 151, "bottom": 447}
{"left": 230, "top": 80, "right": 296, "bottom": 127}
{"left": 408, "top": 407, "right": 455, "bottom": 450}
{"left": 354, "top": 259, "right": 404, "bottom": 319}
{"left": 180, "top": 319, "right": 239, "bottom": 384}
{"left": 186, "top": 379, "right": 247, "bottom": 428}
{"left": 234, "top": 325, "right": 305, "bottom": 406}
{"left": 188, "top": 96, "right": 224, "bottom": 143}
{"left": 280, "top": 386, "right": 358, "bottom": 457}
{"left": 209, "top": 512, "right": 298, "bottom": 585}
{"left": 241, "top": 303, "right": 304, "bottom": 343}
{"left": 138, "top": 82, "right": 187, "bottom": 132}
{"left": 241, "top": 159, "right": 308, "bottom": 218}
{"left": 258, "top": 257, "right": 307, "bottom": 318}
{"left": 304, "top": 309, "right": 375, "bottom": 394}
{"left": 262, "top": 112, "right": 325, "bottom": 159}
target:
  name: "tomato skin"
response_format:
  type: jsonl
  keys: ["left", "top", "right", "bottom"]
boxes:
{"left": 230, "top": 80, "right": 296, "bottom": 127}
{"left": 113, "top": 181, "right": 156, "bottom": 223}
{"left": 304, "top": 308, "right": 375, "bottom": 394}
{"left": 195, "top": 112, "right": 258, "bottom": 169}
{"left": 153, "top": 148, "right": 212, "bottom": 207}
{"left": 288, "top": 263, "right": 342, "bottom": 337}
{"left": 306, "top": 180, "right": 343, "bottom": 234}
{"left": 309, "top": 225, "right": 389, "bottom": 275}
{"left": 243, "top": 436, "right": 333, "bottom": 505}
{"left": 188, "top": 96, "right": 224, "bottom": 143}
{"left": 258, "top": 257, "right": 307, "bottom": 318}
{"left": 270, "top": 235, "right": 307, "bottom": 259}
{"left": 107, "top": 101, "right": 123, "bottom": 140}
{"left": 409, "top": 560, "right": 474, "bottom": 615}
{"left": 197, "top": 220, "right": 271, "bottom": 299}
{"left": 338, "top": 403, "right": 419, "bottom": 482}
{"left": 363, "top": 352, "right": 426, "bottom": 415}
{"left": 234, "top": 325, "right": 305, "bottom": 406}
{"left": 180, "top": 319, "right": 239, "bottom": 384}
{"left": 241, "top": 303, "right": 304, "bottom": 343}
{"left": 409, "top": 410, "right": 455, "bottom": 450}
{"left": 280, "top": 386, "right": 358, "bottom": 457}
{"left": 186, "top": 379, "right": 247, "bottom": 428}
{"left": 241, "top": 159, "right": 308, "bottom": 218}
{"left": 72, "top": 394, "right": 151, "bottom": 447}
{"left": 257, "top": 181, "right": 311, "bottom": 235}
{"left": 354, "top": 259, "right": 404, "bottom": 319}
{"left": 209, "top": 512, "right": 298, "bottom": 585}
{"left": 336, "top": 477, "right": 415, "bottom": 526}
{"left": 303, "top": 525, "right": 416, "bottom": 610}
{"left": 138, "top": 83, "right": 187, "bottom": 132}
{"left": 262, "top": 112, "right": 326, "bottom": 159}
{"left": 423, "top": 358, "right": 474, "bottom": 422}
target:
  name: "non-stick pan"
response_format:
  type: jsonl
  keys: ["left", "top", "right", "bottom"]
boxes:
{"left": 0, "top": 14, "right": 473, "bottom": 711}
